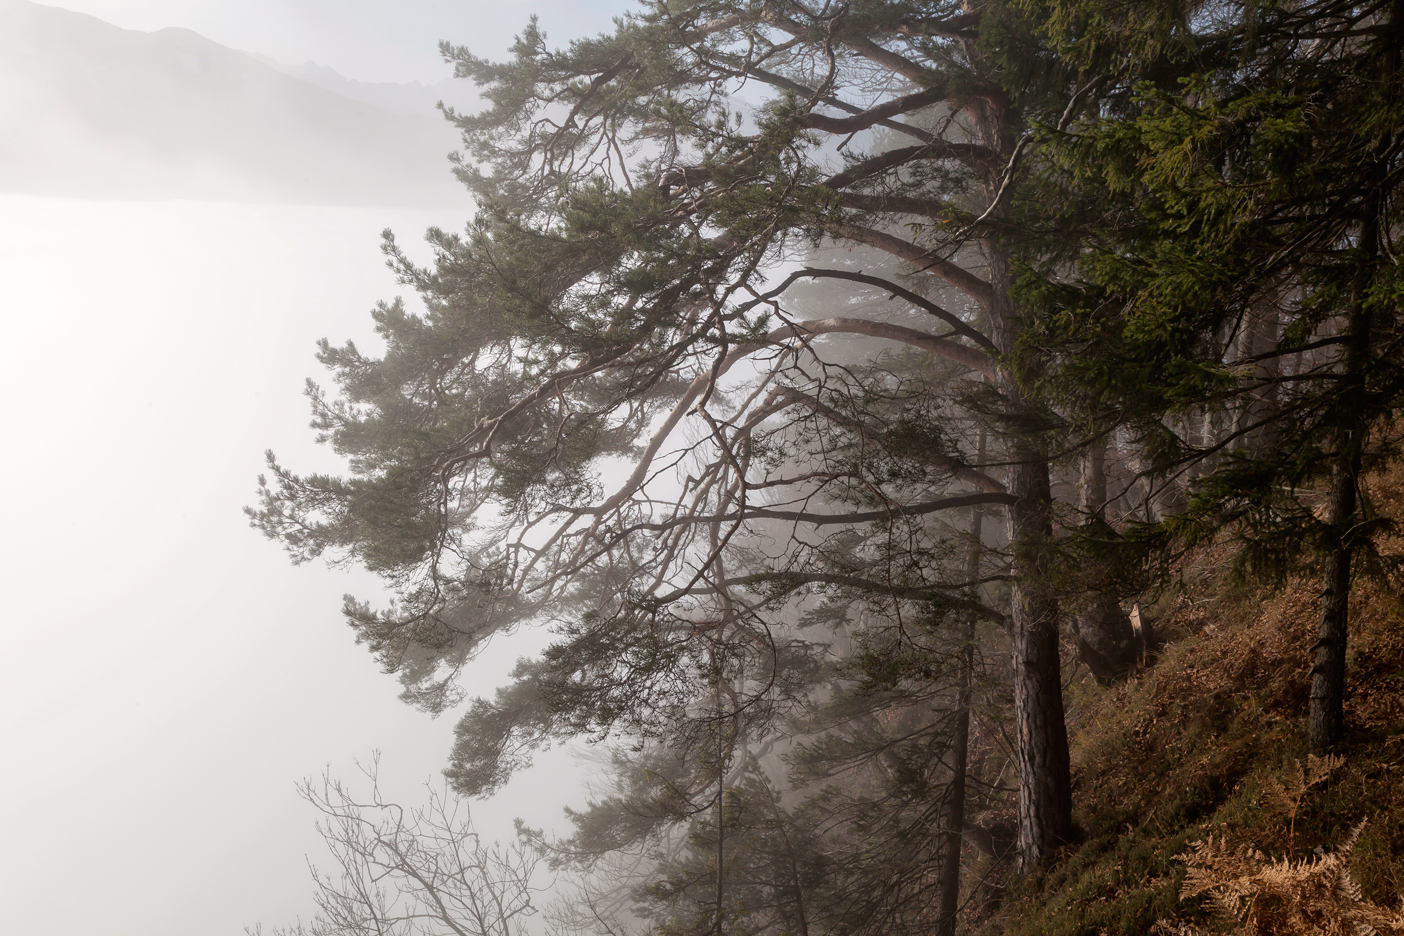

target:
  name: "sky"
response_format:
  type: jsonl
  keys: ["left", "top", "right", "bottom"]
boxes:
{"left": 42, "top": 0, "right": 633, "bottom": 83}
{"left": 0, "top": 195, "right": 602, "bottom": 936}
{"left": 0, "top": 2, "right": 631, "bottom": 933}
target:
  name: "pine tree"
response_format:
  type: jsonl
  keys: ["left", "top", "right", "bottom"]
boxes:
{"left": 250, "top": 0, "right": 1109, "bottom": 869}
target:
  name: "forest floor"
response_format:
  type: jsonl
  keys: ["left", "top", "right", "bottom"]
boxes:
{"left": 975, "top": 466, "right": 1404, "bottom": 935}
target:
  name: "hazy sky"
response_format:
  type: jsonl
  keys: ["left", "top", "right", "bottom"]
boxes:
{"left": 0, "top": 195, "right": 599, "bottom": 936}
{"left": 43, "top": 0, "right": 633, "bottom": 83}
{"left": 0, "top": 2, "right": 633, "bottom": 933}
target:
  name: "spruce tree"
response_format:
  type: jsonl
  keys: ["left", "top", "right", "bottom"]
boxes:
{"left": 1023, "top": 0, "right": 1404, "bottom": 748}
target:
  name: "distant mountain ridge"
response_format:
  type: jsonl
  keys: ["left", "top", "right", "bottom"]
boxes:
{"left": 251, "top": 55, "right": 477, "bottom": 119}
{"left": 0, "top": 0, "right": 474, "bottom": 206}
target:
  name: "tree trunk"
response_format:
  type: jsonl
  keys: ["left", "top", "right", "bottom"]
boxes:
{"left": 1310, "top": 459, "right": 1357, "bottom": 749}
{"left": 1308, "top": 0, "right": 1398, "bottom": 751}
{"left": 1309, "top": 209, "right": 1377, "bottom": 750}
{"left": 936, "top": 649, "right": 972, "bottom": 936}
{"left": 973, "top": 88, "right": 1072, "bottom": 869}
{"left": 935, "top": 646, "right": 972, "bottom": 934}
{"left": 984, "top": 238, "right": 1072, "bottom": 868}
{"left": 710, "top": 649, "right": 727, "bottom": 936}
{"left": 1080, "top": 440, "right": 1107, "bottom": 517}
{"left": 936, "top": 496, "right": 986, "bottom": 935}
{"left": 1007, "top": 453, "right": 1073, "bottom": 866}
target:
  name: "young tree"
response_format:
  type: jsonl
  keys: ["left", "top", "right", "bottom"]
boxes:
{"left": 252, "top": 0, "right": 1103, "bottom": 868}
{"left": 559, "top": 583, "right": 1010, "bottom": 936}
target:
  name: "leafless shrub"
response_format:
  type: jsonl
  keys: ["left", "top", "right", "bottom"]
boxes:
{"left": 250, "top": 754, "right": 549, "bottom": 936}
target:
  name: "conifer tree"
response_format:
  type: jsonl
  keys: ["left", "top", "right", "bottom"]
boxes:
{"left": 251, "top": 0, "right": 1105, "bottom": 869}
{"left": 1023, "top": 0, "right": 1404, "bottom": 748}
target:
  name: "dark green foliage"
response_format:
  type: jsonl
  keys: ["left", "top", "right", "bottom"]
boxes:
{"left": 547, "top": 605, "right": 1008, "bottom": 936}
{"left": 639, "top": 770, "right": 829, "bottom": 936}
{"left": 1019, "top": 0, "right": 1404, "bottom": 565}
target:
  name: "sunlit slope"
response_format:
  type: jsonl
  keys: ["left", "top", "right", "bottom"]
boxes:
{"left": 0, "top": 0, "right": 471, "bottom": 206}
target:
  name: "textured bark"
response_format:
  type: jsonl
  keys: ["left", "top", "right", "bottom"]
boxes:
{"left": 971, "top": 73, "right": 1072, "bottom": 870}
{"left": 1309, "top": 164, "right": 1380, "bottom": 749}
{"left": 1310, "top": 461, "right": 1356, "bottom": 749}
{"left": 1007, "top": 454, "right": 1073, "bottom": 866}
{"left": 984, "top": 242, "right": 1071, "bottom": 868}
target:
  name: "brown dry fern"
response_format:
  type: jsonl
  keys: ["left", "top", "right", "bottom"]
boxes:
{"left": 1174, "top": 820, "right": 1404, "bottom": 935}
{"left": 1262, "top": 754, "right": 1346, "bottom": 856}
{"left": 1153, "top": 758, "right": 1404, "bottom": 935}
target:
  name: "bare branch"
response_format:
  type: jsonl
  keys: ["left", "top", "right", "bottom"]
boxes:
{"left": 829, "top": 224, "right": 995, "bottom": 310}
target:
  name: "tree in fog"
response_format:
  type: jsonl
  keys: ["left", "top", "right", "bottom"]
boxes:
{"left": 250, "top": 0, "right": 1130, "bottom": 878}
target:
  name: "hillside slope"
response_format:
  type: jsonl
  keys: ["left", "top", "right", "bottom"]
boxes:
{"left": 976, "top": 468, "right": 1404, "bottom": 935}
{"left": 0, "top": 0, "right": 471, "bottom": 207}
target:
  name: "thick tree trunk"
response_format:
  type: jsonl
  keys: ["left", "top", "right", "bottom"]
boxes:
{"left": 973, "top": 89, "right": 1072, "bottom": 869}
{"left": 1307, "top": 0, "right": 1399, "bottom": 750}
{"left": 983, "top": 230, "right": 1072, "bottom": 868}
{"left": 1007, "top": 453, "right": 1073, "bottom": 866}
{"left": 1308, "top": 273, "right": 1372, "bottom": 752}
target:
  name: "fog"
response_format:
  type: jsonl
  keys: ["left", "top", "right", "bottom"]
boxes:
{"left": 0, "top": 1, "right": 626, "bottom": 932}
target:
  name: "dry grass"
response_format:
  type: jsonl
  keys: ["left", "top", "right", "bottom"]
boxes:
{"left": 978, "top": 462, "right": 1404, "bottom": 935}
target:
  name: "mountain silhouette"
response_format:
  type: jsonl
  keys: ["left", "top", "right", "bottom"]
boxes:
{"left": 0, "top": 0, "right": 473, "bottom": 206}
{"left": 252, "top": 56, "right": 476, "bottom": 119}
